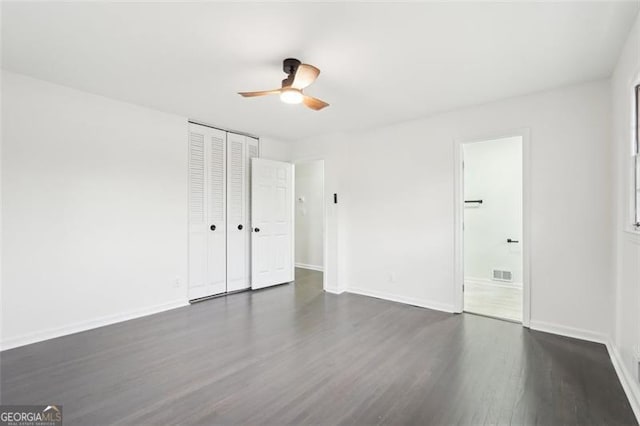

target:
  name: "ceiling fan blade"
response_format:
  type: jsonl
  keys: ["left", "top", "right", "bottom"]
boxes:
{"left": 238, "top": 89, "right": 281, "bottom": 98}
{"left": 291, "top": 64, "right": 320, "bottom": 89}
{"left": 302, "top": 95, "right": 329, "bottom": 111}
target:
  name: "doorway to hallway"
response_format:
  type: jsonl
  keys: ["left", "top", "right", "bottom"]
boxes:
{"left": 462, "top": 136, "right": 523, "bottom": 322}
{"left": 294, "top": 159, "right": 325, "bottom": 289}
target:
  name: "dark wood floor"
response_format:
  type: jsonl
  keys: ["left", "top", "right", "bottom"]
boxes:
{"left": 1, "top": 268, "right": 636, "bottom": 425}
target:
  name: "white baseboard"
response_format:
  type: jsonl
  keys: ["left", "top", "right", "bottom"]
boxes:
{"left": 607, "top": 341, "right": 640, "bottom": 423}
{"left": 0, "top": 299, "right": 189, "bottom": 351}
{"left": 529, "top": 320, "right": 607, "bottom": 344}
{"left": 295, "top": 262, "right": 324, "bottom": 272}
{"left": 347, "top": 286, "right": 455, "bottom": 313}
{"left": 324, "top": 287, "right": 345, "bottom": 295}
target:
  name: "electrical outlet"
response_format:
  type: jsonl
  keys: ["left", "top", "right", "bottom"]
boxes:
{"left": 173, "top": 277, "right": 182, "bottom": 288}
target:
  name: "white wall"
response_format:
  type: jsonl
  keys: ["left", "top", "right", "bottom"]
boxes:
{"left": 463, "top": 137, "right": 523, "bottom": 284}
{"left": 611, "top": 11, "right": 640, "bottom": 417}
{"left": 292, "top": 79, "right": 612, "bottom": 339}
{"left": 0, "top": 71, "right": 291, "bottom": 349}
{"left": 0, "top": 66, "right": 617, "bottom": 362}
{"left": 295, "top": 160, "right": 324, "bottom": 270}
{"left": 1, "top": 71, "right": 189, "bottom": 348}
{"left": 260, "top": 136, "right": 291, "bottom": 162}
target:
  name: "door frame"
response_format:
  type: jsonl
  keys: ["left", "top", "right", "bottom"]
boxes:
{"left": 293, "top": 158, "right": 327, "bottom": 292}
{"left": 453, "top": 129, "right": 531, "bottom": 327}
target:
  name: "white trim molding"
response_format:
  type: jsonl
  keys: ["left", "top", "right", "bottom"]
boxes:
{"left": 347, "top": 286, "right": 455, "bottom": 313}
{"left": 0, "top": 299, "right": 189, "bottom": 351}
{"left": 324, "top": 288, "right": 345, "bottom": 295}
{"left": 529, "top": 320, "right": 607, "bottom": 344}
{"left": 453, "top": 128, "right": 532, "bottom": 327}
{"left": 295, "top": 262, "right": 324, "bottom": 272}
{"left": 607, "top": 342, "right": 640, "bottom": 423}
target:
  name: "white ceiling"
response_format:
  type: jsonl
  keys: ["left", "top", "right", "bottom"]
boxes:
{"left": 2, "top": 1, "right": 639, "bottom": 142}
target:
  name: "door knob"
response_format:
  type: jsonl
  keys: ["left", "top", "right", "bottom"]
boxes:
{"left": 507, "top": 238, "right": 519, "bottom": 243}
{"left": 254, "top": 228, "right": 260, "bottom": 232}
{"left": 237, "top": 224, "right": 243, "bottom": 230}
{"left": 210, "top": 225, "right": 216, "bottom": 231}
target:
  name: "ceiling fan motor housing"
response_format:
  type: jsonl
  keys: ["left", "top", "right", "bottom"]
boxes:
{"left": 282, "top": 58, "right": 301, "bottom": 87}
{"left": 283, "top": 58, "right": 301, "bottom": 75}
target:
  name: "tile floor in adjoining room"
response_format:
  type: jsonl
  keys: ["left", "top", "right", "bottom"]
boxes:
{"left": 464, "top": 280, "right": 523, "bottom": 322}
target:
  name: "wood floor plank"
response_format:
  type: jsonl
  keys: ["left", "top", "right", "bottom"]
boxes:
{"left": 1, "top": 269, "right": 636, "bottom": 425}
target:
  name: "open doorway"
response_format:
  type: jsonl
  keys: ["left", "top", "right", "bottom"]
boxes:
{"left": 294, "top": 159, "right": 325, "bottom": 292}
{"left": 462, "top": 136, "right": 523, "bottom": 322}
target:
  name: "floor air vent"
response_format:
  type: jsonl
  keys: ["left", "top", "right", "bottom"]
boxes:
{"left": 492, "top": 269, "right": 513, "bottom": 282}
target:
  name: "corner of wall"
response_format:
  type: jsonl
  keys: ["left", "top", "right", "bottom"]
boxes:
{"left": 609, "top": 9, "right": 640, "bottom": 424}
{"left": 608, "top": 341, "right": 640, "bottom": 422}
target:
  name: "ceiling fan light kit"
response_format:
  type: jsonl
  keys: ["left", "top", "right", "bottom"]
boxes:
{"left": 280, "top": 88, "right": 303, "bottom": 104}
{"left": 239, "top": 58, "right": 329, "bottom": 110}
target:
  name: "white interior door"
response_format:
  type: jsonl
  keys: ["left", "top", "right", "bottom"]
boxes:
{"left": 251, "top": 158, "right": 294, "bottom": 289}
{"left": 226, "top": 133, "right": 248, "bottom": 292}
{"left": 188, "top": 123, "right": 227, "bottom": 300}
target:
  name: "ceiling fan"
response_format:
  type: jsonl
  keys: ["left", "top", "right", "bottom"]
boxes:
{"left": 238, "top": 58, "right": 329, "bottom": 111}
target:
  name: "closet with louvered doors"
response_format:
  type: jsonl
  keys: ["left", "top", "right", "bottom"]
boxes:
{"left": 187, "top": 122, "right": 259, "bottom": 301}
{"left": 226, "top": 132, "right": 259, "bottom": 292}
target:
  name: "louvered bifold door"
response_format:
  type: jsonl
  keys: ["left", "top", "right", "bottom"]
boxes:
{"left": 226, "top": 133, "right": 249, "bottom": 292}
{"left": 245, "top": 137, "right": 260, "bottom": 284}
{"left": 188, "top": 123, "right": 227, "bottom": 300}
